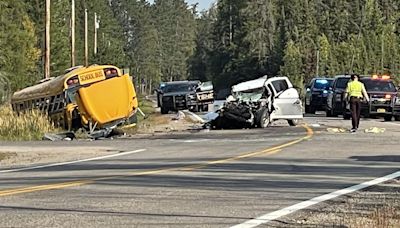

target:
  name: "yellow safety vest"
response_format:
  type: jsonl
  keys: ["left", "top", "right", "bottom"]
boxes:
{"left": 346, "top": 81, "right": 364, "bottom": 98}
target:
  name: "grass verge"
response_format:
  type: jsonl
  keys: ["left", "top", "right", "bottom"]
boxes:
{"left": 0, "top": 105, "right": 57, "bottom": 141}
{"left": 120, "top": 96, "right": 196, "bottom": 134}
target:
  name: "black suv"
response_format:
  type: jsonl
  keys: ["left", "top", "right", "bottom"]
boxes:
{"left": 326, "top": 75, "right": 351, "bottom": 117}
{"left": 305, "top": 78, "right": 334, "bottom": 114}
{"left": 342, "top": 76, "right": 399, "bottom": 121}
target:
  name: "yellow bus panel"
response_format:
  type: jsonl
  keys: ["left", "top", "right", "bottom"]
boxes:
{"left": 77, "top": 74, "right": 136, "bottom": 126}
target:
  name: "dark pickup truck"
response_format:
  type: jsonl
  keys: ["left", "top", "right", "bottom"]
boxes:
{"left": 341, "top": 76, "right": 400, "bottom": 121}
{"left": 156, "top": 81, "right": 214, "bottom": 114}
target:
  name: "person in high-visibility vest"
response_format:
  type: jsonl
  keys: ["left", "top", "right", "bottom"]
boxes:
{"left": 344, "top": 74, "right": 370, "bottom": 133}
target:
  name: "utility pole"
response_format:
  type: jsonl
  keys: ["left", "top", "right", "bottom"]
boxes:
{"left": 84, "top": 8, "right": 88, "bottom": 67}
{"left": 71, "top": 0, "right": 75, "bottom": 67}
{"left": 45, "top": 0, "right": 51, "bottom": 78}
{"left": 94, "top": 12, "right": 98, "bottom": 55}
{"left": 316, "top": 49, "right": 320, "bottom": 77}
{"left": 229, "top": 3, "right": 233, "bottom": 45}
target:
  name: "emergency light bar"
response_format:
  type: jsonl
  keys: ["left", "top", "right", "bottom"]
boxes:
{"left": 371, "top": 74, "right": 390, "bottom": 80}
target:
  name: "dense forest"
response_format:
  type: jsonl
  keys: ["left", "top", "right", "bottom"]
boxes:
{"left": 1, "top": 0, "right": 400, "bottom": 95}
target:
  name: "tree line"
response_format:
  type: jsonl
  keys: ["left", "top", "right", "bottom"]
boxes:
{"left": 1, "top": 0, "right": 400, "bottom": 94}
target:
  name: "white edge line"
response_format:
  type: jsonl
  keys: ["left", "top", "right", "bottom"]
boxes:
{"left": 183, "top": 110, "right": 205, "bottom": 123}
{"left": 231, "top": 170, "right": 400, "bottom": 228}
{"left": 0, "top": 149, "right": 146, "bottom": 174}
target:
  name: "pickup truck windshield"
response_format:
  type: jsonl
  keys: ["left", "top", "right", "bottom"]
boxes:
{"left": 314, "top": 79, "right": 333, "bottom": 90}
{"left": 237, "top": 88, "right": 264, "bottom": 102}
{"left": 361, "top": 79, "right": 397, "bottom": 92}
{"left": 163, "top": 83, "right": 195, "bottom": 93}
{"left": 335, "top": 78, "right": 350, "bottom": 89}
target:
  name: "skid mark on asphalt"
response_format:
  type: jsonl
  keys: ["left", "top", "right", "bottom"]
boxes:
{"left": 0, "top": 125, "right": 313, "bottom": 197}
{"left": 231, "top": 170, "right": 400, "bottom": 228}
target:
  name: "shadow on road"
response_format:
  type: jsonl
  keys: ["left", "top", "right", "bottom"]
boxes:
{"left": 350, "top": 155, "right": 400, "bottom": 163}
{"left": 1, "top": 156, "right": 398, "bottom": 193}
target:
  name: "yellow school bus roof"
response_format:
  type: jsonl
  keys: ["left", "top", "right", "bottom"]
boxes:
{"left": 11, "top": 65, "right": 121, "bottom": 103}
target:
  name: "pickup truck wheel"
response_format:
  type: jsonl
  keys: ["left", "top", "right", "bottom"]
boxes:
{"left": 305, "top": 105, "right": 311, "bottom": 113}
{"left": 287, "top": 119, "right": 299, "bottom": 126}
{"left": 305, "top": 105, "right": 315, "bottom": 114}
{"left": 331, "top": 108, "right": 339, "bottom": 117}
{"left": 256, "top": 108, "right": 270, "bottom": 128}
{"left": 326, "top": 108, "right": 332, "bottom": 117}
{"left": 161, "top": 107, "right": 169, "bottom": 114}
{"left": 202, "top": 105, "right": 209, "bottom": 112}
{"left": 343, "top": 113, "right": 351, "bottom": 120}
{"left": 395, "top": 116, "right": 400, "bottom": 121}
{"left": 384, "top": 115, "right": 393, "bottom": 121}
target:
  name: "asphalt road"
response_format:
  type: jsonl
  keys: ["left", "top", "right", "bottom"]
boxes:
{"left": 0, "top": 114, "right": 399, "bottom": 227}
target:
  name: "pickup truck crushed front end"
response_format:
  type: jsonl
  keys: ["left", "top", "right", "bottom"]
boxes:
{"left": 209, "top": 87, "right": 266, "bottom": 129}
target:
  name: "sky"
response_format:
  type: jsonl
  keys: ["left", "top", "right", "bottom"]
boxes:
{"left": 147, "top": 0, "right": 215, "bottom": 11}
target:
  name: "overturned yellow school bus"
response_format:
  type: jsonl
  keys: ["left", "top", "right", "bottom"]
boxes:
{"left": 11, "top": 65, "right": 138, "bottom": 135}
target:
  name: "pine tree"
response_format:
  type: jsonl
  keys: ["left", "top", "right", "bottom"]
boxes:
{"left": 280, "top": 40, "right": 304, "bottom": 90}
{"left": 0, "top": 0, "right": 40, "bottom": 90}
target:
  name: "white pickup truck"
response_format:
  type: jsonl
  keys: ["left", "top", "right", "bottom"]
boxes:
{"left": 209, "top": 76, "right": 303, "bottom": 129}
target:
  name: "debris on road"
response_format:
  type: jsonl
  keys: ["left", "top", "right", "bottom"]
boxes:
{"left": 326, "top": 128, "right": 348, "bottom": 133}
{"left": 365, "top": 127, "right": 386, "bottom": 134}
{"left": 183, "top": 110, "right": 205, "bottom": 124}
{"left": 172, "top": 111, "right": 185, "bottom": 120}
{"left": 43, "top": 132, "right": 76, "bottom": 141}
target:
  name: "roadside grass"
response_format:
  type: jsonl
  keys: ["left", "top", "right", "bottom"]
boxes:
{"left": 122, "top": 96, "right": 160, "bottom": 134}
{"left": 343, "top": 192, "right": 400, "bottom": 228}
{"left": 0, "top": 105, "right": 57, "bottom": 141}
{"left": 137, "top": 97, "right": 157, "bottom": 122}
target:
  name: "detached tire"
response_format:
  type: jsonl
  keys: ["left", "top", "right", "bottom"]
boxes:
{"left": 256, "top": 108, "right": 270, "bottom": 128}
{"left": 287, "top": 119, "right": 299, "bottom": 126}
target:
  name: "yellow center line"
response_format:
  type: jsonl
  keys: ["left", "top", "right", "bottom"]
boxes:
{"left": 0, "top": 125, "right": 313, "bottom": 197}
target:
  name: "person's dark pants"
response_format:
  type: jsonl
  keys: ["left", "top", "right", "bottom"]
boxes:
{"left": 350, "top": 97, "right": 361, "bottom": 129}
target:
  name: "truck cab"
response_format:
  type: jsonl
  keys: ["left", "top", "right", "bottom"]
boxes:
{"left": 326, "top": 75, "right": 351, "bottom": 117}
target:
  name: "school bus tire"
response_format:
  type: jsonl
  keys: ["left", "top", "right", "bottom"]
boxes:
{"left": 161, "top": 107, "right": 169, "bottom": 114}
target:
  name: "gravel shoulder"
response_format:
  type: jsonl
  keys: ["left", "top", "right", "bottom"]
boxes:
{"left": 0, "top": 146, "right": 115, "bottom": 170}
{"left": 0, "top": 111, "right": 203, "bottom": 169}
{"left": 270, "top": 178, "right": 400, "bottom": 227}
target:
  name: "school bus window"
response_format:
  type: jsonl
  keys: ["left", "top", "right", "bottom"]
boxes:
{"left": 66, "top": 89, "right": 78, "bottom": 103}
{"left": 48, "top": 96, "right": 55, "bottom": 112}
